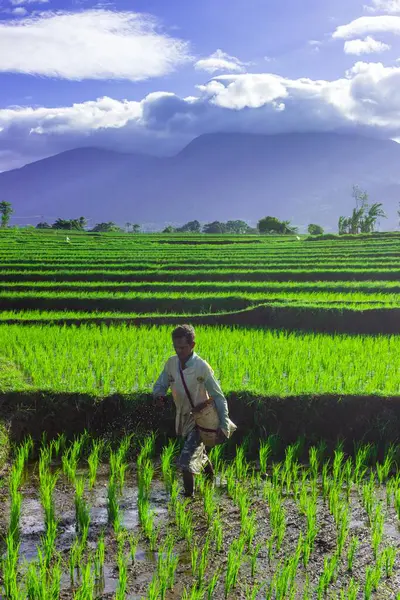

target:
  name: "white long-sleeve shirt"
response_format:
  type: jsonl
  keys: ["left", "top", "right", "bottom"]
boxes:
{"left": 153, "top": 352, "right": 230, "bottom": 438}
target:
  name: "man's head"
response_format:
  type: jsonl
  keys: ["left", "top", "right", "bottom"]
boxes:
{"left": 172, "top": 324, "right": 195, "bottom": 363}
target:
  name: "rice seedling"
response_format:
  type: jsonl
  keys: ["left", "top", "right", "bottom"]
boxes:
{"left": 259, "top": 438, "right": 272, "bottom": 475}
{"left": 382, "top": 545, "right": 397, "bottom": 578}
{"left": 75, "top": 477, "right": 91, "bottom": 535}
{"left": 317, "top": 554, "right": 338, "bottom": 599}
{"left": 146, "top": 575, "right": 161, "bottom": 600}
{"left": 115, "top": 551, "right": 128, "bottom": 600}
{"left": 209, "top": 444, "right": 223, "bottom": 476}
{"left": 354, "top": 444, "right": 372, "bottom": 486}
{"left": 339, "top": 579, "right": 359, "bottom": 600}
{"left": 370, "top": 503, "right": 384, "bottom": 559}
{"left": 128, "top": 532, "right": 139, "bottom": 564}
{"left": 191, "top": 545, "right": 199, "bottom": 577}
{"left": 203, "top": 484, "right": 217, "bottom": 526}
{"left": 249, "top": 541, "right": 262, "bottom": 577}
{"left": 174, "top": 498, "right": 194, "bottom": 548}
{"left": 197, "top": 538, "right": 210, "bottom": 589}
{"left": 94, "top": 532, "right": 105, "bottom": 578}
{"left": 224, "top": 536, "right": 246, "bottom": 598}
{"left": 1, "top": 531, "right": 21, "bottom": 599}
{"left": 107, "top": 475, "right": 120, "bottom": 525}
{"left": 87, "top": 439, "right": 104, "bottom": 489}
{"left": 206, "top": 569, "right": 220, "bottom": 600}
{"left": 211, "top": 512, "right": 223, "bottom": 552}
{"left": 364, "top": 562, "right": 382, "bottom": 599}
{"left": 245, "top": 582, "right": 264, "bottom": 600}
{"left": 181, "top": 584, "right": 205, "bottom": 600}
{"left": 347, "top": 536, "right": 359, "bottom": 572}
{"left": 233, "top": 446, "right": 249, "bottom": 481}
{"left": 73, "top": 557, "right": 95, "bottom": 600}
{"left": 137, "top": 434, "right": 156, "bottom": 471}
{"left": 160, "top": 439, "right": 177, "bottom": 491}
{"left": 40, "top": 516, "right": 58, "bottom": 569}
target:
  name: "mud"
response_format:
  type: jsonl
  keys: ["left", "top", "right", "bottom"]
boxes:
{"left": 1, "top": 462, "right": 400, "bottom": 599}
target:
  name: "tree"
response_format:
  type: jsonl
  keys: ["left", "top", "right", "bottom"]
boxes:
{"left": 202, "top": 221, "right": 228, "bottom": 234}
{"left": 258, "top": 216, "right": 298, "bottom": 234}
{"left": 0, "top": 201, "right": 13, "bottom": 228}
{"left": 258, "top": 216, "right": 282, "bottom": 234}
{"left": 131, "top": 224, "right": 141, "bottom": 234}
{"left": 36, "top": 222, "right": 51, "bottom": 229}
{"left": 91, "top": 222, "right": 122, "bottom": 232}
{"left": 225, "top": 220, "right": 251, "bottom": 234}
{"left": 307, "top": 224, "right": 324, "bottom": 236}
{"left": 51, "top": 218, "right": 86, "bottom": 230}
{"left": 125, "top": 222, "right": 132, "bottom": 233}
{"left": 339, "top": 187, "right": 386, "bottom": 234}
{"left": 176, "top": 220, "right": 201, "bottom": 233}
{"left": 162, "top": 225, "right": 176, "bottom": 233}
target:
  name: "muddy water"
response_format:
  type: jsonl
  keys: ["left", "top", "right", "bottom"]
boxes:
{"left": 1, "top": 463, "right": 400, "bottom": 599}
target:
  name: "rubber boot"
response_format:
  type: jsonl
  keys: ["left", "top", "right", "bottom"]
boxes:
{"left": 203, "top": 461, "right": 215, "bottom": 484}
{"left": 182, "top": 470, "right": 195, "bottom": 497}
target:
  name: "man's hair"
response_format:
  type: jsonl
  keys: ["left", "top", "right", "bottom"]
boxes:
{"left": 172, "top": 324, "right": 195, "bottom": 344}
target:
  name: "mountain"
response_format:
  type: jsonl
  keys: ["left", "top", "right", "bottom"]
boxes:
{"left": 1, "top": 132, "right": 400, "bottom": 230}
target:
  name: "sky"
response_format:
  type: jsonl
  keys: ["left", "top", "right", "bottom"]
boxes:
{"left": 0, "top": 0, "right": 400, "bottom": 171}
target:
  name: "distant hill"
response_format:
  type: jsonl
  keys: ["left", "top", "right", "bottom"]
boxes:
{"left": 1, "top": 132, "right": 399, "bottom": 230}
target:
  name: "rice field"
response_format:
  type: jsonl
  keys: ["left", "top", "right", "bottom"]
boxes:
{"left": 0, "top": 229, "right": 400, "bottom": 598}
{"left": 1, "top": 434, "right": 400, "bottom": 599}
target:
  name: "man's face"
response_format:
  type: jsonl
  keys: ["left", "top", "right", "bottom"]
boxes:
{"left": 173, "top": 336, "right": 195, "bottom": 363}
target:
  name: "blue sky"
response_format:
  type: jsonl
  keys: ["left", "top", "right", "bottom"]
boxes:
{"left": 0, "top": 0, "right": 400, "bottom": 170}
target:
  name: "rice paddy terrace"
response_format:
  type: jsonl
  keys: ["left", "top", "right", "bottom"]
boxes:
{"left": 0, "top": 229, "right": 400, "bottom": 598}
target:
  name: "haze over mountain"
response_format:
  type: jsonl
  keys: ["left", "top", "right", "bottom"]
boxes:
{"left": 1, "top": 132, "right": 400, "bottom": 231}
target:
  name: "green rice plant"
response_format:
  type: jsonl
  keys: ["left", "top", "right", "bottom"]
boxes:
{"left": 146, "top": 575, "right": 160, "bottom": 600}
{"left": 1, "top": 531, "right": 21, "bottom": 599}
{"left": 321, "top": 461, "right": 330, "bottom": 500}
{"left": 87, "top": 439, "right": 104, "bottom": 489}
{"left": 168, "top": 479, "right": 179, "bottom": 512}
{"left": 364, "top": 563, "right": 382, "bottom": 599}
{"left": 395, "top": 487, "right": 400, "bottom": 519}
{"left": 332, "top": 448, "right": 345, "bottom": 486}
{"left": 354, "top": 444, "right": 372, "bottom": 486}
{"left": 272, "top": 462, "right": 282, "bottom": 488}
{"left": 75, "top": 477, "right": 91, "bottom": 535}
{"left": 267, "top": 486, "right": 286, "bottom": 553}
{"left": 26, "top": 549, "right": 62, "bottom": 600}
{"left": 317, "top": 554, "right": 338, "bottom": 599}
{"left": 303, "top": 501, "right": 318, "bottom": 567}
{"left": 40, "top": 516, "right": 58, "bottom": 569}
{"left": 336, "top": 504, "right": 349, "bottom": 558}
{"left": 244, "top": 511, "right": 257, "bottom": 550}
{"left": 73, "top": 557, "right": 95, "bottom": 600}
{"left": 206, "top": 569, "right": 219, "bottom": 600}
{"left": 309, "top": 447, "right": 319, "bottom": 480}
{"left": 211, "top": 512, "right": 223, "bottom": 552}
{"left": 224, "top": 536, "right": 246, "bottom": 598}
{"left": 128, "top": 532, "right": 139, "bottom": 564}
{"left": 191, "top": 545, "right": 199, "bottom": 577}
{"left": 116, "top": 552, "right": 128, "bottom": 600}
{"left": 39, "top": 452, "right": 59, "bottom": 529}
{"left": 339, "top": 579, "right": 359, "bottom": 600}
{"left": 138, "top": 459, "right": 154, "bottom": 500}
{"left": 209, "top": 444, "right": 223, "bottom": 476}
{"left": 137, "top": 434, "right": 156, "bottom": 471}
{"left": 259, "top": 439, "right": 272, "bottom": 475}
{"left": 381, "top": 545, "right": 397, "bottom": 578}
{"left": 301, "top": 574, "right": 311, "bottom": 600}
{"left": 107, "top": 476, "right": 119, "bottom": 525}
{"left": 160, "top": 439, "right": 177, "bottom": 491}
{"left": 347, "top": 536, "right": 359, "bottom": 572}
{"left": 138, "top": 496, "right": 158, "bottom": 550}
{"left": 371, "top": 503, "right": 384, "bottom": 559}
{"left": 376, "top": 444, "right": 396, "bottom": 484}
{"left": 181, "top": 584, "right": 205, "bottom": 600}
{"left": 174, "top": 498, "right": 194, "bottom": 548}
{"left": 49, "top": 432, "right": 66, "bottom": 459}
{"left": 233, "top": 446, "right": 249, "bottom": 481}
{"left": 94, "top": 532, "right": 105, "bottom": 578}
{"left": 203, "top": 484, "right": 216, "bottom": 526}
{"left": 8, "top": 488, "right": 22, "bottom": 542}
{"left": 245, "top": 582, "right": 264, "bottom": 600}
{"left": 196, "top": 539, "right": 210, "bottom": 589}
{"left": 249, "top": 541, "right": 262, "bottom": 578}
{"left": 361, "top": 477, "right": 376, "bottom": 519}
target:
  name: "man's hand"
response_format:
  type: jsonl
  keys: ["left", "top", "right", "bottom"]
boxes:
{"left": 216, "top": 428, "right": 227, "bottom": 443}
{"left": 155, "top": 395, "right": 167, "bottom": 409}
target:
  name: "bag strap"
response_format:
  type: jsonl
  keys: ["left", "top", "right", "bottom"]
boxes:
{"left": 178, "top": 365, "right": 195, "bottom": 409}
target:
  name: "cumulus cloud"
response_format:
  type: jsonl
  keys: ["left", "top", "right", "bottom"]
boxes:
{"left": 2, "top": 62, "right": 400, "bottom": 171}
{"left": 333, "top": 15, "right": 400, "bottom": 38}
{"left": 194, "top": 49, "right": 247, "bottom": 74}
{"left": 0, "top": 10, "right": 190, "bottom": 81}
{"left": 344, "top": 36, "right": 391, "bottom": 54}
{"left": 366, "top": 0, "right": 400, "bottom": 13}
{"left": 12, "top": 7, "right": 28, "bottom": 15}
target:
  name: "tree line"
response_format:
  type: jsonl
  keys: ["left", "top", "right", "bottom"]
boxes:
{"left": 0, "top": 186, "right": 398, "bottom": 234}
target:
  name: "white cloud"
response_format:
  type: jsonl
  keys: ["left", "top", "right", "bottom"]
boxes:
{"left": 2, "top": 61, "right": 400, "bottom": 171}
{"left": 194, "top": 49, "right": 247, "bottom": 74}
{"left": 12, "top": 7, "right": 28, "bottom": 15}
{"left": 10, "top": 0, "right": 48, "bottom": 4}
{"left": 366, "top": 0, "right": 400, "bottom": 13}
{"left": 0, "top": 10, "right": 190, "bottom": 81}
{"left": 344, "top": 36, "right": 391, "bottom": 54}
{"left": 333, "top": 15, "right": 400, "bottom": 38}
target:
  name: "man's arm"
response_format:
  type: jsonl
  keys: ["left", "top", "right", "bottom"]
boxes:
{"left": 153, "top": 365, "right": 169, "bottom": 400}
{"left": 204, "top": 366, "right": 229, "bottom": 434}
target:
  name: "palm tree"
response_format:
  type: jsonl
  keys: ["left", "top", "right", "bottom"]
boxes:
{"left": 366, "top": 203, "right": 387, "bottom": 232}
{"left": 125, "top": 222, "right": 132, "bottom": 233}
{"left": 0, "top": 201, "right": 13, "bottom": 228}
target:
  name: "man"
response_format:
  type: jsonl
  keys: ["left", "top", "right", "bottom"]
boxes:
{"left": 153, "top": 324, "right": 231, "bottom": 497}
